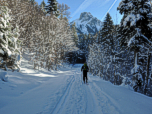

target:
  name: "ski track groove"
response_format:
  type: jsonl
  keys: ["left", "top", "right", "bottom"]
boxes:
{"left": 57, "top": 69, "right": 86, "bottom": 114}
{"left": 85, "top": 84, "right": 99, "bottom": 114}
{"left": 80, "top": 72, "right": 100, "bottom": 114}
{"left": 40, "top": 75, "right": 74, "bottom": 114}
{"left": 83, "top": 85, "right": 87, "bottom": 114}
{"left": 80, "top": 71, "right": 87, "bottom": 114}
{"left": 84, "top": 79, "right": 102, "bottom": 114}
{"left": 56, "top": 75, "right": 75, "bottom": 114}
{"left": 77, "top": 70, "right": 86, "bottom": 114}
{"left": 50, "top": 75, "right": 75, "bottom": 114}
{"left": 68, "top": 69, "right": 85, "bottom": 114}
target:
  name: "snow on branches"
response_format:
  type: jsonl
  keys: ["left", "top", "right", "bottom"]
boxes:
{"left": 0, "top": 5, "right": 21, "bottom": 72}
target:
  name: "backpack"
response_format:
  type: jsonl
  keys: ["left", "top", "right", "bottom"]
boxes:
{"left": 84, "top": 64, "right": 88, "bottom": 71}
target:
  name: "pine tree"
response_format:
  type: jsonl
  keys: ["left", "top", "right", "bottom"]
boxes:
{"left": 97, "top": 13, "right": 115, "bottom": 80}
{"left": 0, "top": 4, "right": 21, "bottom": 71}
{"left": 117, "top": 0, "right": 135, "bottom": 48}
{"left": 117, "top": 0, "right": 152, "bottom": 85}
{"left": 117, "top": 0, "right": 131, "bottom": 16}
{"left": 100, "top": 13, "right": 114, "bottom": 61}
{"left": 39, "top": 0, "right": 47, "bottom": 14}
{"left": 100, "top": 13, "right": 114, "bottom": 45}
{"left": 45, "top": 0, "right": 59, "bottom": 17}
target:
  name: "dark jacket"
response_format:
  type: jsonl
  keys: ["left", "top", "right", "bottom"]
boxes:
{"left": 81, "top": 65, "right": 89, "bottom": 76}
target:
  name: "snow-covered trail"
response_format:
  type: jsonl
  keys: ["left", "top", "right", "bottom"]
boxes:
{"left": 49, "top": 69, "right": 119, "bottom": 114}
{"left": 0, "top": 58, "right": 152, "bottom": 114}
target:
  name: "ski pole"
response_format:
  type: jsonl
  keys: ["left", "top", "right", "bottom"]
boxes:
{"left": 81, "top": 72, "right": 83, "bottom": 84}
{"left": 81, "top": 72, "right": 82, "bottom": 84}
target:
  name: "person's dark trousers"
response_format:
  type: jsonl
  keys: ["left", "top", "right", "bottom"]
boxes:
{"left": 83, "top": 71, "right": 88, "bottom": 83}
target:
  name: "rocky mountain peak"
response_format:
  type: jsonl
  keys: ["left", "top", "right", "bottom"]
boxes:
{"left": 79, "top": 12, "right": 93, "bottom": 21}
{"left": 70, "top": 12, "right": 103, "bottom": 35}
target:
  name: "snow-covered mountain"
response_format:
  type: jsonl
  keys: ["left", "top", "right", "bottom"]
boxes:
{"left": 70, "top": 12, "right": 103, "bottom": 35}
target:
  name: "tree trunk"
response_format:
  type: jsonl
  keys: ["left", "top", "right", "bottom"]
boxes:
{"left": 114, "top": 66, "right": 116, "bottom": 85}
{"left": 134, "top": 49, "right": 138, "bottom": 67}
{"left": 134, "top": 49, "right": 138, "bottom": 80}
{"left": 146, "top": 53, "right": 151, "bottom": 85}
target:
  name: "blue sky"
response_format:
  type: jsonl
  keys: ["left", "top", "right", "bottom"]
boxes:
{"left": 35, "top": 0, "right": 123, "bottom": 24}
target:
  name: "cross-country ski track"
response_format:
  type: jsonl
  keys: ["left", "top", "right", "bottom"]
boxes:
{"left": 0, "top": 58, "right": 152, "bottom": 114}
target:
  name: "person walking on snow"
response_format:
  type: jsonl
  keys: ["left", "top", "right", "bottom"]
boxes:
{"left": 81, "top": 62, "right": 89, "bottom": 84}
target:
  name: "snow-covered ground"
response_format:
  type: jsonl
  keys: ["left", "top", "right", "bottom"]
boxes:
{"left": 0, "top": 58, "right": 152, "bottom": 114}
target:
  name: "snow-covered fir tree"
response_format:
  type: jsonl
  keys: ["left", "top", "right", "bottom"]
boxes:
{"left": 0, "top": 3, "right": 21, "bottom": 71}
{"left": 39, "top": 0, "right": 47, "bottom": 14}
{"left": 99, "top": 13, "right": 114, "bottom": 56}
{"left": 99, "top": 13, "right": 115, "bottom": 79}
{"left": 117, "top": 0, "right": 152, "bottom": 87}
{"left": 100, "top": 12, "right": 114, "bottom": 47}
{"left": 45, "top": 0, "right": 60, "bottom": 17}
